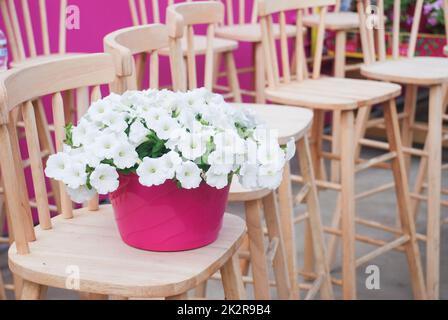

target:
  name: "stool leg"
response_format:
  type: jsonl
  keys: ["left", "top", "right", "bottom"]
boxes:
{"left": 334, "top": 31, "right": 346, "bottom": 78}
{"left": 224, "top": 52, "right": 242, "bottom": 103}
{"left": 425, "top": 85, "right": 443, "bottom": 299}
{"left": 310, "top": 110, "right": 327, "bottom": 182}
{"left": 254, "top": 43, "right": 266, "bottom": 104}
{"left": 21, "top": 281, "right": 45, "bottom": 300}
{"left": 245, "top": 199, "right": 271, "bottom": 300}
{"left": 297, "top": 135, "right": 334, "bottom": 300}
{"left": 262, "top": 191, "right": 292, "bottom": 299}
{"left": 401, "top": 85, "right": 418, "bottom": 172}
{"left": 277, "top": 162, "right": 300, "bottom": 299}
{"left": 340, "top": 110, "right": 356, "bottom": 300}
{"left": 383, "top": 99, "right": 426, "bottom": 300}
{"left": 221, "top": 255, "right": 247, "bottom": 300}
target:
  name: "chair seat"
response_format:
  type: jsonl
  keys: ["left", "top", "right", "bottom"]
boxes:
{"left": 158, "top": 35, "right": 238, "bottom": 56}
{"left": 230, "top": 103, "right": 313, "bottom": 144}
{"left": 361, "top": 57, "right": 448, "bottom": 86}
{"left": 302, "top": 12, "right": 359, "bottom": 30}
{"left": 10, "top": 53, "right": 86, "bottom": 68}
{"left": 8, "top": 206, "right": 246, "bottom": 298}
{"left": 216, "top": 23, "right": 297, "bottom": 43}
{"left": 229, "top": 179, "right": 272, "bottom": 202}
{"left": 265, "top": 77, "right": 401, "bottom": 110}
{"left": 228, "top": 103, "right": 312, "bottom": 202}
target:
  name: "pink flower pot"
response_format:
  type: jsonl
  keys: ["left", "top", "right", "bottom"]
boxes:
{"left": 109, "top": 174, "right": 230, "bottom": 252}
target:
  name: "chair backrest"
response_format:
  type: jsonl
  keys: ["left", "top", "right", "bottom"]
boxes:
{"left": 129, "top": 0, "right": 199, "bottom": 25}
{"left": 258, "top": 0, "right": 336, "bottom": 89}
{"left": 222, "top": 0, "right": 258, "bottom": 25}
{"left": 0, "top": 54, "right": 116, "bottom": 255}
{"left": 167, "top": 1, "right": 224, "bottom": 91}
{"left": 104, "top": 24, "right": 169, "bottom": 93}
{"left": 0, "top": 0, "right": 68, "bottom": 63}
{"left": 356, "top": 0, "right": 426, "bottom": 64}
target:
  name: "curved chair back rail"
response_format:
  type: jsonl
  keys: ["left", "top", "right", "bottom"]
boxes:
{"left": 0, "top": 0, "right": 68, "bottom": 63}
{"left": 0, "top": 54, "right": 116, "bottom": 255}
{"left": 167, "top": 1, "right": 225, "bottom": 91}
{"left": 104, "top": 24, "right": 169, "bottom": 91}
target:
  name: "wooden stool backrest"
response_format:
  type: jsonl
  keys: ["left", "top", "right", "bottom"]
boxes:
{"left": 0, "top": 54, "right": 116, "bottom": 255}
{"left": 356, "top": 0, "right": 426, "bottom": 64}
{"left": 0, "top": 0, "right": 68, "bottom": 63}
{"left": 129, "top": 0, "right": 201, "bottom": 25}
{"left": 104, "top": 24, "right": 169, "bottom": 93}
{"left": 258, "top": 0, "right": 336, "bottom": 88}
{"left": 167, "top": 1, "right": 224, "bottom": 91}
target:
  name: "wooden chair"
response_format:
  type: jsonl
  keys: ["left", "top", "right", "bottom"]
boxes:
{"left": 257, "top": 0, "right": 426, "bottom": 300}
{"left": 0, "top": 53, "right": 247, "bottom": 300}
{"left": 214, "top": 0, "right": 297, "bottom": 103}
{"left": 166, "top": 1, "right": 334, "bottom": 299}
{"left": 356, "top": 0, "right": 448, "bottom": 300}
{"left": 128, "top": 0, "right": 241, "bottom": 101}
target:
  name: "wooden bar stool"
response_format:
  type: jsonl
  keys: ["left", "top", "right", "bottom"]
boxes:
{"left": 0, "top": 52, "right": 247, "bottom": 300}
{"left": 214, "top": 0, "right": 297, "bottom": 103}
{"left": 355, "top": 0, "right": 448, "bottom": 300}
{"left": 128, "top": 0, "right": 241, "bottom": 101}
{"left": 302, "top": 1, "right": 361, "bottom": 184}
{"left": 257, "top": 0, "right": 426, "bottom": 300}
{"left": 165, "top": 1, "right": 334, "bottom": 299}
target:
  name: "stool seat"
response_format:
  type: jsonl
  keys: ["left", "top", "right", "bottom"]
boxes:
{"left": 216, "top": 23, "right": 298, "bottom": 43}
{"left": 302, "top": 12, "right": 359, "bottom": 31}
{"left": 264, "top": 77, "right": 401, "bottom": 111}
{"left": 230, "top": 103, "right": 313, "bottom": 144}
{"left": 158, "top": 35, "right": 238, "bottom": 56}
{"left": 361, "top": 57, "right": 448, "bottom": 86}
{"left": 9, "top": 206, "right": 246, "bottom": 298}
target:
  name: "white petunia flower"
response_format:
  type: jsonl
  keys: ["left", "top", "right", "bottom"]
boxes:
{"left": 128, "top": 120, "right": 150, "bottom": 146}
{"left": 205, "top": 170, "right": 229, "bottom": 189}
{"left": 72, "top": 119, "right": 98, "bottom": 147}
{"left": 112, "top": 142, "right": 139, "bottom": 169}
{"left": 238, "top": 163, "right": 259, "bottom": 190}
{"left": 208, "top": 150, "right": 233, "bottom": 175}
{"left": 161, "top": 151, "right": 182, "bottom": 179}
{"left": 88, "top": 100, "right": 110, "bottom": 122}
{"left": 258, "top": 165, "right": 283, "bottom": 189}
{"left": 214, "top": 131, "right": 246, "bottom": 155}
{"left": 178, "top": 132, "right": 208, "bottom": 161}
{"left": 89, "top": 164, "right": 119, "bottom": 194}
{"left": 136, "top": 157, "right": 167, "bottom": 187}
{"left": 144, "top": 108, "right": 168, "bottom": 130}
{"left": 45, "top": 153, "right": 71, "bottom": 181}
{"left": 257, "top": 143, "right": 285, "bottom": 169}
{"left": 102, "top": 111, "right": 128, "bottom": 133}
{"left": 93, "top": 133, "right": 117, "bottom": 159}
{"left": 153, "top": 117, "right": 181, "bottom": 140}
{"left": 67, "top": 185, "right": 96, "bottom": 204}
{"left": 285, "top": 137, "right": 296, "bottom": 161}
{"left": 64, "top": 161, "right": 87, "bottom": 189}
{"left": 176, "top": 161, "right": 202, "bottom": 189}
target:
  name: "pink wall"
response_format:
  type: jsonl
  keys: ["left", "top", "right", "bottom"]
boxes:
{"left": 0, "top": 0, "right": 258, "bottom": 93}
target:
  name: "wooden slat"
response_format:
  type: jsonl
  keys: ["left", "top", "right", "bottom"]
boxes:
{"left": 186, "top": 25, "right": 197, "bottom": 89}
{"left": 149, "top": 50, "right": 159, "bottom": 89}
{"left": 21, "top": 101, "right": 52, "bottom": 230}
{"left": 21, "top": 0, "right": 37, "bottom": 57}
{"left": 408, "top": 0, "right": 423, "bottom": 58}
{"left": 312, "top": 6, "right": 327, "bottom": 79}
{"left": 59, "top": 0, "right": 68, "bottom": 54}
{"left": 129, "top": 0, "right": 140, "bottom": 25}
{"left": 88, "top": 86, "right": 102, "bottom": 212}
{"left": 355, "top": 235, "right": 410, "bottom": 267}
{"left": 279, "top": 11, "right": 291, "bottom": 83}
{"left": 138, "top": 0, "right": 148, "bottom": 24}
{"left": 8, "top": 0, "right": 26, "bottom": 60}
{"left": 39, "top": 0, "right": 51, "bottom": 55}
{"left": 51, "top": 92, "right": 73, "bottom": 219}
{"left": 0, "top": 0, "right": 19, "bottom": 61}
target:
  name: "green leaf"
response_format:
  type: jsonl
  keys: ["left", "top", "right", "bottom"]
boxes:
{"left": 64, "top": 123, "right": 74, "bottom": 146}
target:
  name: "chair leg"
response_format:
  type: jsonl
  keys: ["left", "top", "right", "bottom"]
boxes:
{"left": 21, "top": 280, "right": 45, "bottom": 300}
{"left": 340, "top": 110, "right": 356, "bottom": 300}
{"left": 383, "top": 99, "right": 427, "bottom": 300}
{"left": 425, "top": 85, "right": 444, "bottom": 299}
{"left": 245, "top": 199, "right": 271, "bottom": 300}
{"left": 401, "top": 85, "right": 418, "bottom": 172}
{"left": 220, "top": 255, "right": 247, "bottom": 300}
{"left": 262, "top": 191, "right": 292, "bottom": 300}
{"left": 224, "top": 52, "right": 242, "bottom": 103}
{"left": 297, "top": 135, "right": 334, "bottom": 300}
{"left": 254, "top": 43, "right": 266, "bottom": 104}
{"left": 212, "top": 52, "right": 222, "bottom": 90}
{"left": 277, "top": 162, "right": 300, "bottom": 299}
